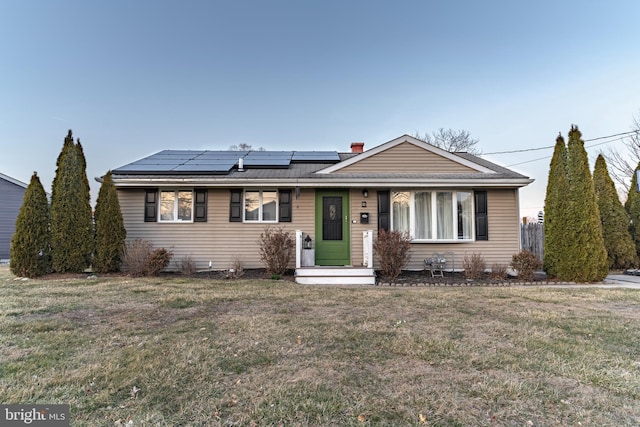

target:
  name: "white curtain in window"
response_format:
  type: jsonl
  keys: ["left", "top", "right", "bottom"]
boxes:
{"left": 392, "top": 192, "right": 410, "bottom": 234}
{"left": 436, "top": 192, "right": 453, "bottom": 239}
{"left": 457, "top": 191, "right": 472, "bottom": 239}
{"left": 414, "top": 192, "right": 432, "bottom": 239}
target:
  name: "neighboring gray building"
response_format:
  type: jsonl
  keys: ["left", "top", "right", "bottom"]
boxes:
{"left": 0, "top": 173, "right": 28, "bottom": 261}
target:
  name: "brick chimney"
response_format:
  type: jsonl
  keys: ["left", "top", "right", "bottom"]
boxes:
{"left": 351, "top": 142, "right": 365, "bottom": 153}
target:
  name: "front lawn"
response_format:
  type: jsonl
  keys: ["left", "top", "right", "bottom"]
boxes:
{"left": 1, "top": 265, "right": 639, "bottom": 426}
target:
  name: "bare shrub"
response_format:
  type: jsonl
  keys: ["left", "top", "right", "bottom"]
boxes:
{"left": 121, "top": 239, "right": 153, "bottom": 277}
{"left": 258, "top": 227, "right": 295, "bottom": 276}
{"left": 511, "top": 250, "right": 542, "bottom": 281}
{"left": 178, "top": 255, "right": 197, "bottom": 276}
{"left": 121, "top": 239, "right": 173, "bottom": 277}
{"left": 144, "top": 248, "right": 173, "bottom": 276}
{"left": 463, "top": 252, "right": 486, "bottom": 280}
{"left": 227, "top": 256, "right": 245, "bottom": 279}
{"left": 373, "top": 230, "right": 412, "bottom": 281}
{"left": 489, "top": 263, "right": 508, "bottom": 281}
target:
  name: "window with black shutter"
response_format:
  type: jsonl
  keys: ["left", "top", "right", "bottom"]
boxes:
{"left": 229, "top": 189, "right": 242, "bottom": 222}
{"left": 194, "top": 189, "right": 207, "bottom": 222}
{"left": 144, "top": 189, "right": 157, "bottom": 222}
{"left": 474, "top": 190, "right": 488, "bottom": 240}
{"left": 377, "top": 190, "right": 390, "bottom": 232}
{"left": 279, "top": 190, "right": 292, "bottom": 222}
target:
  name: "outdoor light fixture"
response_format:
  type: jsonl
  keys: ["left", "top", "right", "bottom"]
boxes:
{"left": 362, "top": 189, "right": 368, "bottom": 198}
{"left": 304, "top": 235, "right": 312, "bottom": 250}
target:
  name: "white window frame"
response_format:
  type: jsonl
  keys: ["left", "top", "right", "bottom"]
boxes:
{"left": 243, "top": 189, "right": 278, "bottom": 223}
{"left": 159, "top": 189, "right": 194, "bottom": 223}
{"left": 391, "top": 190, "right": 475, "bottom": 242}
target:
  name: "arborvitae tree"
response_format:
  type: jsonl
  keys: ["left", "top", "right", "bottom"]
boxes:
{"left": 50, "top": 130, "right": 94, "bottom": 272}
{"left": 593, "top": 155, "right": 637, "bottom": 268}
{"left": 625, "top": 162, "right": 640, "bottom": 259}
{"left": 77, "top": 139, "right": 91, "bottom": 197}
{"left": 93, "top": 171, "right": 126, "bottom": 273}
{"left": 10, "top": 172, "right": 51, "bottom": 277}
{"left": 75, "top": 138, "right": 95, "bottom": 260}
{"left": 543, "top": 134, "right": 570, "bottom": 277}
{"left": 562, "top": 125, "right": 608, "bottom": 281}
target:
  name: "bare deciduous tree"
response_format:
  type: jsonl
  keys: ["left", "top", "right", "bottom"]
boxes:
{"left": 228, "top": 143, "right": 265, "bottom": 151}
{"left": 413, "top": 128, "right": 481, "bottom": 154}
{"left": 603, "top": 112, "right": 640, "bottom": 196}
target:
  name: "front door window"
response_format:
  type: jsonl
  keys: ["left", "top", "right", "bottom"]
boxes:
{"left": 323, "top": 197, "right": 342, "bottom": 240}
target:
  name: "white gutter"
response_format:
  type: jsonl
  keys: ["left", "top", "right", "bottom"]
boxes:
{"left": 109, "top": 177, "right": 534, "bottom": 188}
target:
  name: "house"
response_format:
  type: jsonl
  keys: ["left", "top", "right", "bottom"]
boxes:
{"left": 0, "top": 173, "right": 28, "bottom": 261}
{"left": 107, "top": 135, "right": 533, "bottom": 284}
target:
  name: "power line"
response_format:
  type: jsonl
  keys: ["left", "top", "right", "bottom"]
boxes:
{"left": 484, "top": 130, "right": 638, "bottom": 155}
{"left": 506, "top": 137, "right": 628, "bottom": 167}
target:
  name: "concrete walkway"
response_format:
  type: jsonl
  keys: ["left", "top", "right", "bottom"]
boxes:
{"left": 600, "top": 274, "right": 640, "bottom": 289}
{"left": 537, "top": 274, "right": 640, "bottom": 289}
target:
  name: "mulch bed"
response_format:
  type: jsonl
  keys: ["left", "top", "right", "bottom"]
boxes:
{"left": 29, "top": 268, "right": 564, "bottom": 287}
{"left": 188, "top": 268, "right": 559, "bottom": 287}
{"left": 374, "top": 270, "right": 560, "bottom": 287}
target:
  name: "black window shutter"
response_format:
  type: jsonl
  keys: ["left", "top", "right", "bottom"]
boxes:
{"left": 279, "top": 190, "right": 292, "bottom": 222}
{"left": 377, "top": 190, "right": 390, "bottom": 232}
{"left": 194, "top": 189, "right": 207, "bottom": 222}
{"left": 475, "top": 190, "right": 488, "bottom": 240}
{"left": 229, "top": 189, "right": 242, "bottom": 222}
{"left": 144, "top": 189, "right": 157, "bottom": 222}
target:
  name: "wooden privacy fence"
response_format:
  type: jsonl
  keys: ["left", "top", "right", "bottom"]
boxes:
{"left": 521, "top": 223, "right": 544, "bottom": 261}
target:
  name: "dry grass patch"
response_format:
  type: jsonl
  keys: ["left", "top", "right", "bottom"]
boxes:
{"left": 1, "top": 265, "right": 640, "bottom": 426}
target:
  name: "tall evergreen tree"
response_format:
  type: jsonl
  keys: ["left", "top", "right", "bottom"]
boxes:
{"left": 593, "top": 155, "right": 637, "bottom": 268}
{"left": 76, "top": 139, "right": 91, "bottom": 196}
{"left": 625, "top": 162, "right": 640, "bottom": 259}
{"left": 50, "top": 130, "right": 94, "bottom": 272}
{"left": 543, "top": 134, "right": 570, "bottom": 277}
{"left": 562, "top": 125, "right": 608, "bottom": 281}
{"left": 75, "top": 138, "right": 95, "bottom": 260}
{"left": 10, "top": 172, "right": 51, "bottom": 277}
{"left": 93, "top": 171, "right": 126, "bottom": 273}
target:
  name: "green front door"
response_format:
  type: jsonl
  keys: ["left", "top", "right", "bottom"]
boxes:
{"left": 315, "top": 190, "right": 350, "bottom": 266}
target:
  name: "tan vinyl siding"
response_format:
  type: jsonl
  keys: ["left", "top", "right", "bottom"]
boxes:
{"left": 349, "top": 188, "right": 378, "bottom": 267}
{"left": 401, "top": 189, "right": 521, "bottom": 270}
{"left": 118, "top": 188, "right": 315, "bottom": 270}
{"left": 338, "top": 142, "right": 477, "bottom": 173}
{"left": 119, "top": 187, "right": 520, "bottom": 272}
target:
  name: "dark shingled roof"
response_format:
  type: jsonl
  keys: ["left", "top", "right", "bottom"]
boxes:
{"left": 453, "top": 152, "right": 529, "bottom": 178}
{"left": 109, "top": 148, "right": 531, "bottom": 186}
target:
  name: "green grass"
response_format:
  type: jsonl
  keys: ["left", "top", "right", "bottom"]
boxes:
{"left": 1, "top": 265, "right": 640, "bottom": 426}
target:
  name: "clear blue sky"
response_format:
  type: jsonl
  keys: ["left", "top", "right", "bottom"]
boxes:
{"left": 2, "top": 1, "right": 639, "bottom": 218}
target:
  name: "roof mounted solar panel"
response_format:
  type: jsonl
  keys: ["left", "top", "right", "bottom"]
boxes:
{"left": 292, "top": 151, "right": 340, "bottom": 162}
{"left": 113, "top": 150, "right": 239, "bottom": 175}
{"left": 173, "top": 163, "right": 235, "bottom": 174}
{"left": 243, "top": 151, "right": 293, "bottom": 168}
{"left": 196, "top": 152, "right": 242, "bottom": 160}
{"left": 155, "top": 150, "right": 205, "bottom": 156}
{"left": 113, "top": 163, "right": 177, "bottom": 173}
{"left": 131, "top": 159, "right": 187, "bottom": 165}
{"left": 113, "top": 148, "right": 342, "bottom": 176}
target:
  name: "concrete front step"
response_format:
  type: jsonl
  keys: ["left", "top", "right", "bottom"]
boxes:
{"left": 295, "top": 267, "right": 376, "bottom": 285}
